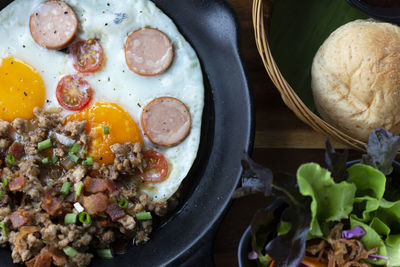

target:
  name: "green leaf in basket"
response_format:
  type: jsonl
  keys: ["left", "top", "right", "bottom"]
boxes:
{"left": 269, "top": 0, "right": 367, "bottom": 112}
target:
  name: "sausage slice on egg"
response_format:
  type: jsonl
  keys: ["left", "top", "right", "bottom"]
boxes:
{"left": 29, "top": 0, "right": 78, "bottom": 50}
{"left": 141, "top": 97, "right": 192, "bottom": 146}
{"left": 125, "top": 28, "right": 174, "bottom": 76}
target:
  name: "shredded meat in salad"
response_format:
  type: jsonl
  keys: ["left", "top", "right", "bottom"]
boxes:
{"left": 306, "top": 223, "right": 377, "bottom": 267}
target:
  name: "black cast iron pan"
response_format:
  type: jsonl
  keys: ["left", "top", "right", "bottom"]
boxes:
{"left": 0, "top": 0, "right": 254, "bottom": 266}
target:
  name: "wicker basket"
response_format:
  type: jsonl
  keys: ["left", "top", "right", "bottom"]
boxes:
{"left": 252, "top": 0, "right": 366, "bottom": 151}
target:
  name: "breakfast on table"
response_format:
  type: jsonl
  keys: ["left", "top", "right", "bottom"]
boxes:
{"left": 1, "top": 0, "right": 400, "bottom": 266}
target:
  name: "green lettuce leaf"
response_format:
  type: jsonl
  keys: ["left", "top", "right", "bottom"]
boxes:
{"left": 387, "top": 235, "right": 400, "bottom": 248}
{"left": 375, "top": 199, "right": 400, "bottom": 246}
{"left": 277, "top": 221, "right": 291, "bottom": 236}
{"left": 347, "top": 164, "right": 386, "bottom": 199}
{"left": 350, "top": 216, "right": 387, "bottom": 265}
{"left": 352, "top": 196, "right": 380, "bottom": 222}
{"left": 369, "top": 217, "right": 390, "bottom": 237}
{"left": 387, "top": 244, "right": 400, "bottom": 267}
{"left": 378, "top": 199, "right": 400, "bottom": 222}
{"left": 297, "top": 163, "right": 356, "bottom": 238}
{"left": 353, "top": 196, "right": 400, "bottom": 247}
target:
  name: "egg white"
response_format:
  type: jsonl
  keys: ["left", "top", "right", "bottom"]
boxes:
{"left": 0, "top": 0, "right": 204, "bottom": 201}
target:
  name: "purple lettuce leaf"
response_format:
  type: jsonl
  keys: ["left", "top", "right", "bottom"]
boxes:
{"left": 233, "top": 154, "right": 273, "bottom": 198}
{"left": 235, "top": 154, "right": 312, "bottom": 267}
{"left": 325, "top": 139, "right": 349, "bottom": 182}
{"left": 264, "top": 203, "right": 311, "bottom": 267}
{"left": 362, "top": 128, "right": 400, "bottom": 175}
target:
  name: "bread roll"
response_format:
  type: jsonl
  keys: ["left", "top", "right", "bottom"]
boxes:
{"left": 312, "top": 19, "right": 400, "bottom": 141}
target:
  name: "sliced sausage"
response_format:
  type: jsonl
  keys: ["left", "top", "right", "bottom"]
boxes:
{"left": 141, "top": 97, "right": 192, "bottom": 146}
{"left": 125, "top": 28, "right": 174, "bottom": 76}
{"left": 29, "top": 1, "right": 78, "bottom": 50}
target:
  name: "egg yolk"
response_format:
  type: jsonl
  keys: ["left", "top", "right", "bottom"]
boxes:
{"left": 66, "top": 102, "right": 144, "bottom": 165}
{"left": 0, "top": 57, "right": 45, "bottom": 121}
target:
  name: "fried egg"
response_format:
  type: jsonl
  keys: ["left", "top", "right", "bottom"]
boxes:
{"left": 0, "top": 0, "right": 204, "bottom": 201}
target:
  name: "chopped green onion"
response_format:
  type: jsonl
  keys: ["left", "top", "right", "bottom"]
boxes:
{"left": 75, "top": 184, "right": 83, "bottom": 201}
{"left": 0, "top": 221, "right": 6, "bottom": 236}
{"left": 0, "top": 191, "right": 3, "bottom": 199}
{"left": 68, "top": 152, "right": 80, "bottom": 163}
{"left": 63, "top": 246, "right": 78, "bottom": 257}
{"left": 64, "top": 213, "right": 78, "bottom": 225}
{"left": 135, "top": 211, "right": 152, "bottom": 220}
{"left": 60, "top": 182, "right": 71, "bottom": 195}
{"left": 5, "top": 154, "right": 15, "bottom": 165}
{"left": 70, "top": 143, "right": 81, "bottom": 153}
{"left": 52, "top": 156, "right": 59, "bottom": 164}
{"left": 42, "top": 157, "right": 49, "bottom": 164}
{"left": 38, "top": 138, "right": 52, "bottom": 151}
{"left": 118, "top": 198, "right": 129, "bottom": 209}
{"left": 83, "top": 150, "right": 88, "bottom": 154}
{"left": 1, "top": 177, "right": 8, "bottom": 188}
{"left": 82, "top": 157, "right": 93, "bottom": 166}
{"left": 85, "top": 156, "right": 93, "bottom": 165}
{"left": 97, "top": 249, "right": 113, "bottom": 259}
{"left": 103, "top": 126, "right": 109, "bottom": 135}
{"left": 79, "top": 212, "right": 91, "bottom": 224}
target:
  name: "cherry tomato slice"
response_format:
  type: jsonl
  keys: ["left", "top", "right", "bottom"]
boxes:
{"left": 70, "top": 39, "right": 105, "bottom": 73}
{"left": 56, "top": 75, "right": 93, "bottom": 111}
{"left": 139, "top": 150, "right": 169, "bottom": 183}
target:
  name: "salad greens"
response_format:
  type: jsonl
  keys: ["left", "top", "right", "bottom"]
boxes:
{"left": 236, "top": 129, "right": 400, "bottom": 267}
{"left": 298, "top": 162, "right": 399, "bottom": 265}
{"left": 297, "top": 163, "right": 356, "bottom": 238}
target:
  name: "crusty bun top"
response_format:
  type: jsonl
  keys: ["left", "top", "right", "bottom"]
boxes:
{"left": 312, "top": 19, "right": 400, "bottom": 141}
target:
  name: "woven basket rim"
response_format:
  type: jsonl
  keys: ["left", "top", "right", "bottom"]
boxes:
{"left": 252, "top": 0, "right": 366, "bottom": 151}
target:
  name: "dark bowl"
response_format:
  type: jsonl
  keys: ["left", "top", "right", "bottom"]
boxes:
{"left": 0, "top": 0, "right": 254, "bottom": 266}
{"left": 346, "top": 0, "right": 400, "bottom": 22}
{"left": 238, "top": 226, "right": 253, "bottom": 267}
{"left": 237, "top": 161, "right": 400, "bottom": 267}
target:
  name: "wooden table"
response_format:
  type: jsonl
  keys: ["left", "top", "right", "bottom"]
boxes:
{"left": 212, "top": 1, "right": 362, "bottom": 266}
